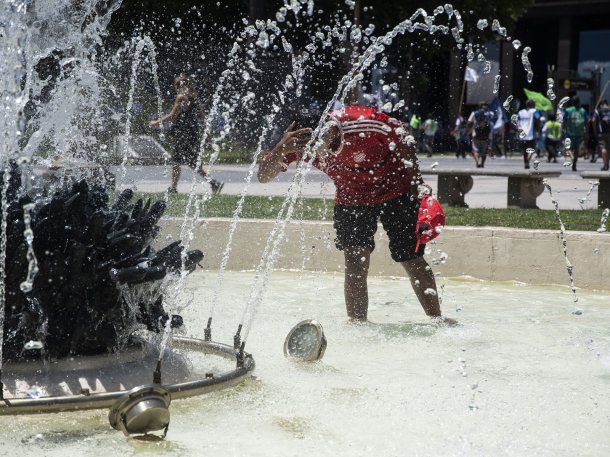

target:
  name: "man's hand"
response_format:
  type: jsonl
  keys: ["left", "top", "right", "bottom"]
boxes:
{"left": 272, "top": 122, "right": 312, "bottom": 157}
{"left": 418, "top": 183, "right": 433, "bottom": 199}
{"left": 257, "top": 122, "right": 312, "bottom": 183}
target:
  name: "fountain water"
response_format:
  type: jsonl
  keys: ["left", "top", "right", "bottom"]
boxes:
{"left": 1, "top": 0, "right": 606, "bottom": 448}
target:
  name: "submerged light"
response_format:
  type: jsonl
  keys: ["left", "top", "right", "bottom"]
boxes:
{"left": 109, "top": 385, "right": 171, "bottom": 438}
{"left": 283, "top": 320, "right": 327, "bottom": 362}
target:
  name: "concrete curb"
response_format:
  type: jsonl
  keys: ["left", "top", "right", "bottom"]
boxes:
{"left": 159, "top": 218, "right": 610, "bottom": 291}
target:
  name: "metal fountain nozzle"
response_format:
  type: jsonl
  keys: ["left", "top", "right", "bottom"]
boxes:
{"left": 283, "top": 319, "right": 327, "bottom": 362}
{"left": 109, "top": 385, "right": 171, "bottom": 438}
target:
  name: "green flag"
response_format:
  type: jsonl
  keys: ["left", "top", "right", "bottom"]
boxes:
{"left": 524, "top": 88, "right": 553, "bottom": 112}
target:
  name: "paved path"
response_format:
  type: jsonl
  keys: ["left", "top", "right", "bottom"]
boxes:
{"left": 113, "top": 155, "right": 610, "bottom": 210}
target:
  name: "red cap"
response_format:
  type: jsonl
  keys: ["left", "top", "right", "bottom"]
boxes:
{"left": 415, "top": 195, "right": 446, "bottom": 251}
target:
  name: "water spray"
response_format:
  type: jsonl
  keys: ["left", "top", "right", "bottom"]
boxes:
{"left": 543, "top": 180, "right": 579, "bottom": 308}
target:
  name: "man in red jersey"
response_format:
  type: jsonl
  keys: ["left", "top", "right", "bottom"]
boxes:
{"left": 258, "top": 106, "right": 455, "bottom": 324}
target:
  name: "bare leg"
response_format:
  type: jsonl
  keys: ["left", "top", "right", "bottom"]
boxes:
{"left": 171, "top": 165, "right": 181, "bottom": 191}
{"left": 602, "top": 145, "right": 609, "bottom": 170}
{"left": 344, "top": 247, "right": 370, "bottom": 321}
{"left": 470, "top": 147, "right": 480, "bottom": 167}
{"left": 197, "top": 165, "right": 208, "bottom": 178}
{"left": 401, "top": 256, "right": 441, "bottom": 317}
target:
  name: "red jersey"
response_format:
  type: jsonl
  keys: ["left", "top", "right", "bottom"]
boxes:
{"left": 279, "top": 106, "right": 414, "bottom": 205}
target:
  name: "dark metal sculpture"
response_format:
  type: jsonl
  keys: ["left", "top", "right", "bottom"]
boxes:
{"left": 1, "top": 164, "right": 203, "bottom": 362}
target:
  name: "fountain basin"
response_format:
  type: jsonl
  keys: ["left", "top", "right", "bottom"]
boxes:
{"left": 0, "top": 271, "right": 609, "bottom": 455}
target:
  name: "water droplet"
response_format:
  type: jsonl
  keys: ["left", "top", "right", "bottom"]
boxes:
{"left": 424, "top": 288, "right": 437, "bottom": 296}
{"left": 466, "top": 44, "right": 474, "bottom": 62}
{"left": 512, "top": 39, "right": 521, "bottom": 50}
{"left": 24, "top": 340, "right": 44, "bottom": 350}
{"left": 558, "top": 96, "right": 570, "bottom": 109}
{"left": 476, "top": 19, "right": 488, "bottom": 30}
{"left": 382, "top": 101, "right": 393, "bottom": 112}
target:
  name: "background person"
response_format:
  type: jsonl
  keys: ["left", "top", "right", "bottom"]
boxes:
{"left": 586, "top": 104, "right": 598, "bottom": 163}
{"left": 594, "top": 100, "right": 610, "bottom": 171}
{"left": 451, "top": 112, "right": 469, "bottom": 159}
{"left": 542, "top": 112, "right": 561, "bottom": 163}
{"left": 422, "top": 114, "right": 438, "bottom": 157}
{"left": 409, "top": 112, "right": 423, "bottom": 154}
{"left": 258, "top": 106, "right": 455, "bottom": 325}
{"left": 149, "top": 74, "right": 223, "bottom": 194}
{"left": 517, "top": 99, "right": 540, "bottom": 169}
{"left": 490, "top": 111, "right": 506, "bottom": 158}
{"left": 562, "top": 96, "right": 588, "bottom": 172}
{"left": 467, "top": 102, "right": 494, "bottom": 168}
{"left": 535, "top": 110, "right": 547, "bottom": 158}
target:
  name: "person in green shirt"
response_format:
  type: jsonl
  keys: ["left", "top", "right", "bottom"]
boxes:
{"left": 409, "top": 113, "right": 423, "bottom": 153}
{"left": 543, "top": 112, "right": 561, "bottom": 163}
{"left": 562, "top": 96, "right": 589, "bottom": 171}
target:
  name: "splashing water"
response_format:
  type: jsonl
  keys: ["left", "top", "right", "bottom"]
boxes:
{"left": 598, "top": 208, "right": 609, "bottom": 233}
{"left": 578, "top": 181, "right": 599, "bottom": 209}
{"left": 0, "top": 1, "right": 555, "bottom": 395}
{"left": 546, "top": 77, "right": 556, "bottom": 101}
{"left": 521, "top": 46, "right": 533, "bottom": 83}
{"left": 120, "top": 36, "right": 165, "bottom": 180}
{"left": 543, "top": 180, "right": 578, "bottom": 306}
{"left": 493, "top": 74, "right": 501, "bottom": 94}
{"left": 19, "top": 203, "right": 39, "bottom": 294}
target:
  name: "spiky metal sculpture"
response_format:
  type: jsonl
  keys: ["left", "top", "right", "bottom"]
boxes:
{"left": 1, "top": 164, "right": 203, "bottom": 361}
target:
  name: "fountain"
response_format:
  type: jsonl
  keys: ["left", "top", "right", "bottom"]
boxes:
{"left": 0, "top": 0, "right": 607, "bottom": 452}
{"left": 0, "top": 0, "right": 258, "bottom": 436}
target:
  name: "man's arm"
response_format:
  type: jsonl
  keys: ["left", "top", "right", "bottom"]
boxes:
{"left": 257, "top": 122, "right": 312, "bottom": 183}
{"left": 149, "top": 95, "right": 186, "bottom": 127}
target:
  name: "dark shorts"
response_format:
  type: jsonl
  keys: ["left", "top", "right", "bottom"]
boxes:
{"left": 473, "top": 139, "right": 489, "bottom": 155}
{"left": 333, "top": 193, "right": 425, "bottom": 263}
{"left": 521, "top": 139, "right": 536, "bottom": 152}
{"left": 171, "top": 135, "right": 200, "bottom": 168}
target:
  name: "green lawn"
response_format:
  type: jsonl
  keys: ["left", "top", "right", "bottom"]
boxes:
{"left": 132, "top": 193, "right": 606, "bottom": 232}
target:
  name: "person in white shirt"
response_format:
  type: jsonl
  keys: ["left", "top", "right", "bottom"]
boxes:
{"left": 517, "top": 99, "right": 541, "bottom": 169}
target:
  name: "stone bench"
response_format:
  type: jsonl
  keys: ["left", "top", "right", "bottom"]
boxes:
{"left": 581, "top": 171, "right": 610, "bottom": 209}
{"left": 421, "top": 168, "right": 561, "bottom": 209}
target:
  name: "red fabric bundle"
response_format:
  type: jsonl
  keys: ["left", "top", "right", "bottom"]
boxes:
{"left": 415, "top": 195, "right": 446, "bottom": 251}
